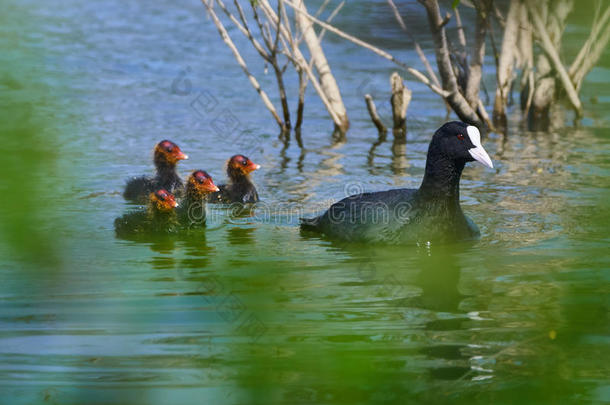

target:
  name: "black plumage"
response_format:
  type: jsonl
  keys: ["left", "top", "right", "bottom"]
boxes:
{"left": 178, "top": 170, "right": 219, "bottom": 227}
{"left": 300, "top": 121, "right": 494, "bottom": 244}
{"left": 209, "top": 155, "right": 260, "bottom": 204}
{"left": 123, "top": 140, "right": 188, "bottom": 203}
{"left": 115, "top": 189, "right": 179, "bottom": 237}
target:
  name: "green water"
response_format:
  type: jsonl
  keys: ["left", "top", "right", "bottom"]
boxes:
{"left": 1, "top": 1, "right": 609, "bottom": 404}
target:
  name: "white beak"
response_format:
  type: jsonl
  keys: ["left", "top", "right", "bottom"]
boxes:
{"left": 466, "top": 126, "right": 494, "bottom": 169}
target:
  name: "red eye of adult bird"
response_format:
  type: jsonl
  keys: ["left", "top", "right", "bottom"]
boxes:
{"left": 457, "top": 133, "right": 465, "bottom": 140}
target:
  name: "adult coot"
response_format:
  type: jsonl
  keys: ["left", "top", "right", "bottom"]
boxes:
{"left": 123, "top": 140, "right": 188, "bottom": 203}
{"left": 209, "top": 155, "right": 260, "bottom": 204}
{"left": 300, "top": 122, "right": 494, "bottom": 243}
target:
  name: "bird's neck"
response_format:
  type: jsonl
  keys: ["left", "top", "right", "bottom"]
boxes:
{"left": 228, "top": 169, "right": 251, "bottom": 186}
{"left": 185, "top": 185, "right": 208, "bottom": 203}
{"left": 418, "top": 153, "right": 465, "bottom": 210}
{"left": 155, "top": 158, "right": 177, "bottom": 177}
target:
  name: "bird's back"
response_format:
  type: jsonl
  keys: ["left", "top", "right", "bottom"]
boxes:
{"left": 300, "top": 188, "right": 480, "bottom": 244}
{"left": 301, "top": 188, "right": 419, "bottom": 243}
{"left": 123, "top": 176, "right": 154, "bottom": 202}
{"left": 209, "top": 182, "right": 259, "bottom": 204}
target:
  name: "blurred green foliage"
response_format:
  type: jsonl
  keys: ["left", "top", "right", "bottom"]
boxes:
{"left": 0, "top": 3, "right": 61, "bottom": 269}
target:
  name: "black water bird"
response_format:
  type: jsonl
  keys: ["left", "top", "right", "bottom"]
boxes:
{"left": 123, "top": 140, "right": 188, "bottom": 203}
{"left": 300, "top": 122, "right": 494, "bottom": 243}
{"left": 209, "top": 155, "right": 260, "bottom": 204}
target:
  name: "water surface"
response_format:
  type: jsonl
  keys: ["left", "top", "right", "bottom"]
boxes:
{"left": 1, "top": 1, "right": 609, "bottom": 404}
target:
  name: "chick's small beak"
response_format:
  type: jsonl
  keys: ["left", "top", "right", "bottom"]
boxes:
{"left": 175, "top": 150, "right": 188, "bottom": 160}
{"left": 247, "top": 162, "right": 261, "bottom": 172}
{"left": 468, "top": 145, "right": 494, "bottom": 169}
{"left": 205, "top": 180, "right": 220, "bottom": 192}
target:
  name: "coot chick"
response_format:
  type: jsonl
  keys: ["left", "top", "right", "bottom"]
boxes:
{"left": 123, "top": 140, "right": 188, "bottom": 203}
{"left": 209, "top": 155, "right": 260, "bottom": 203}
{"left": 115, "top": 189, "right": 179, "bottom": 236}
{"left": 179, "top": 170, "right": 220, "bottom": 227}
{"left": 300, "top": 122, "right": 494, "bottom": 244}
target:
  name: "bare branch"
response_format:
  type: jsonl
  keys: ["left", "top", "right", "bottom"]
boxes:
{"left": 493, "top": 0, "right": 522, "bottom": 125}
{"left": 528, "top": 1, "right": 583, "bottom": 116}
{"left": 317, "top": 0, "right": 344, "bottom": 44}
{"left": 259, "top": 0, "right": 344, "bottom": 128}
{"left": 201, "top": 0, "right": 284, "bottom": 128}
{"left": 271, "top": 0, "right": 283, "bottom": 57}
{"left": 295, "top": 68, "right": 307, "bottom": 131}
{"left": 390, "top": 72, "right": 411, "bottom": 135}
{"left": 252, "top": 5, "right": 273, "bottom": 51}
{"left": 568, "top": 5, "right": 610, "bottom": 90}
{"left": 294, "top": 0, "right": 349, "bottom": 132}
{"left": 365, "top": 94, "right": 387, "bottom": 134}
{"left": 283, "top": 0, "right": 450, "bottom": 98}
{"left": 314, "top": 0, "right": 332, "bottom": 19}
{"left": 439, "top": 12, "right": 452, "bottom": 29}
{"left": 386, "top": 0, "right": 442, "bottom": 89}
{"left": 465, "top": 1, "right": 487, "bottom": 107}
{"left": 454, "top": 7, "right": 467, "bottom": 48}
{"left": 215, "top": 0, "right": 270, "bottom": 61}
{"left": 477, "top": 99, "right": 493, "bottom": 129}
{"left": 418, "top": 0, "right": 481, "bottom": 125}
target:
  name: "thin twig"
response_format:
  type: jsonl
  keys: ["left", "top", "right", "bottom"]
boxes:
{"left": 314, "top": 0, "right": 332, "bottom": 19}
{"left": 202, "top": 0, "right": 283, "bottom": 128}
{"left": 386, "top": 0, "right": 442, "bottom": 89}
{"left": 527, "top": 1, "right": 583, "bottom": 116}
{"left": 454, "top": 7, "right": 467, "bottom": 48}
{"left": 217, "top": 0, "right": 270, "bottom": 61}
{"left": 317, "top": 0, "right": 344, "bottom": 44}
{"left": 365, "top": 94, "right": 387, "bottom": 134}
{"left": 283, "top": 0, "right": 450, "bottom": 98}
{"left": 271, "top": 0, "right": 283, "bottom": 57}
{"left": 259, "top": 0, "right": 344, "bottom": 128}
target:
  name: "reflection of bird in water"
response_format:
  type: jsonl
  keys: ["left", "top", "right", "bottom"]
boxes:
{"left": 226, "top": 224, "right": 256, "bottom": 247}
{"left": 178, "top": 231, "right": 216, "bottom": 272}
{"left": 413, "top": 247, "right": 471, "bottom": 381}
{"left": 414, "top": 248, "right": 465, "bottom": 324}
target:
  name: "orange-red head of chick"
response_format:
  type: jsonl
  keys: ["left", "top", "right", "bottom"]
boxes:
{"left": 226, "top": 154, "right": 260, "bottom": 181}
{"left": 154, "top": 140, "right": 188, "bottom": 168}
{"left": 186, "top": 170, "right": 220, "bottom": 199}
{"left": 149, "top": 189, "right": 178, "bottom": 213}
